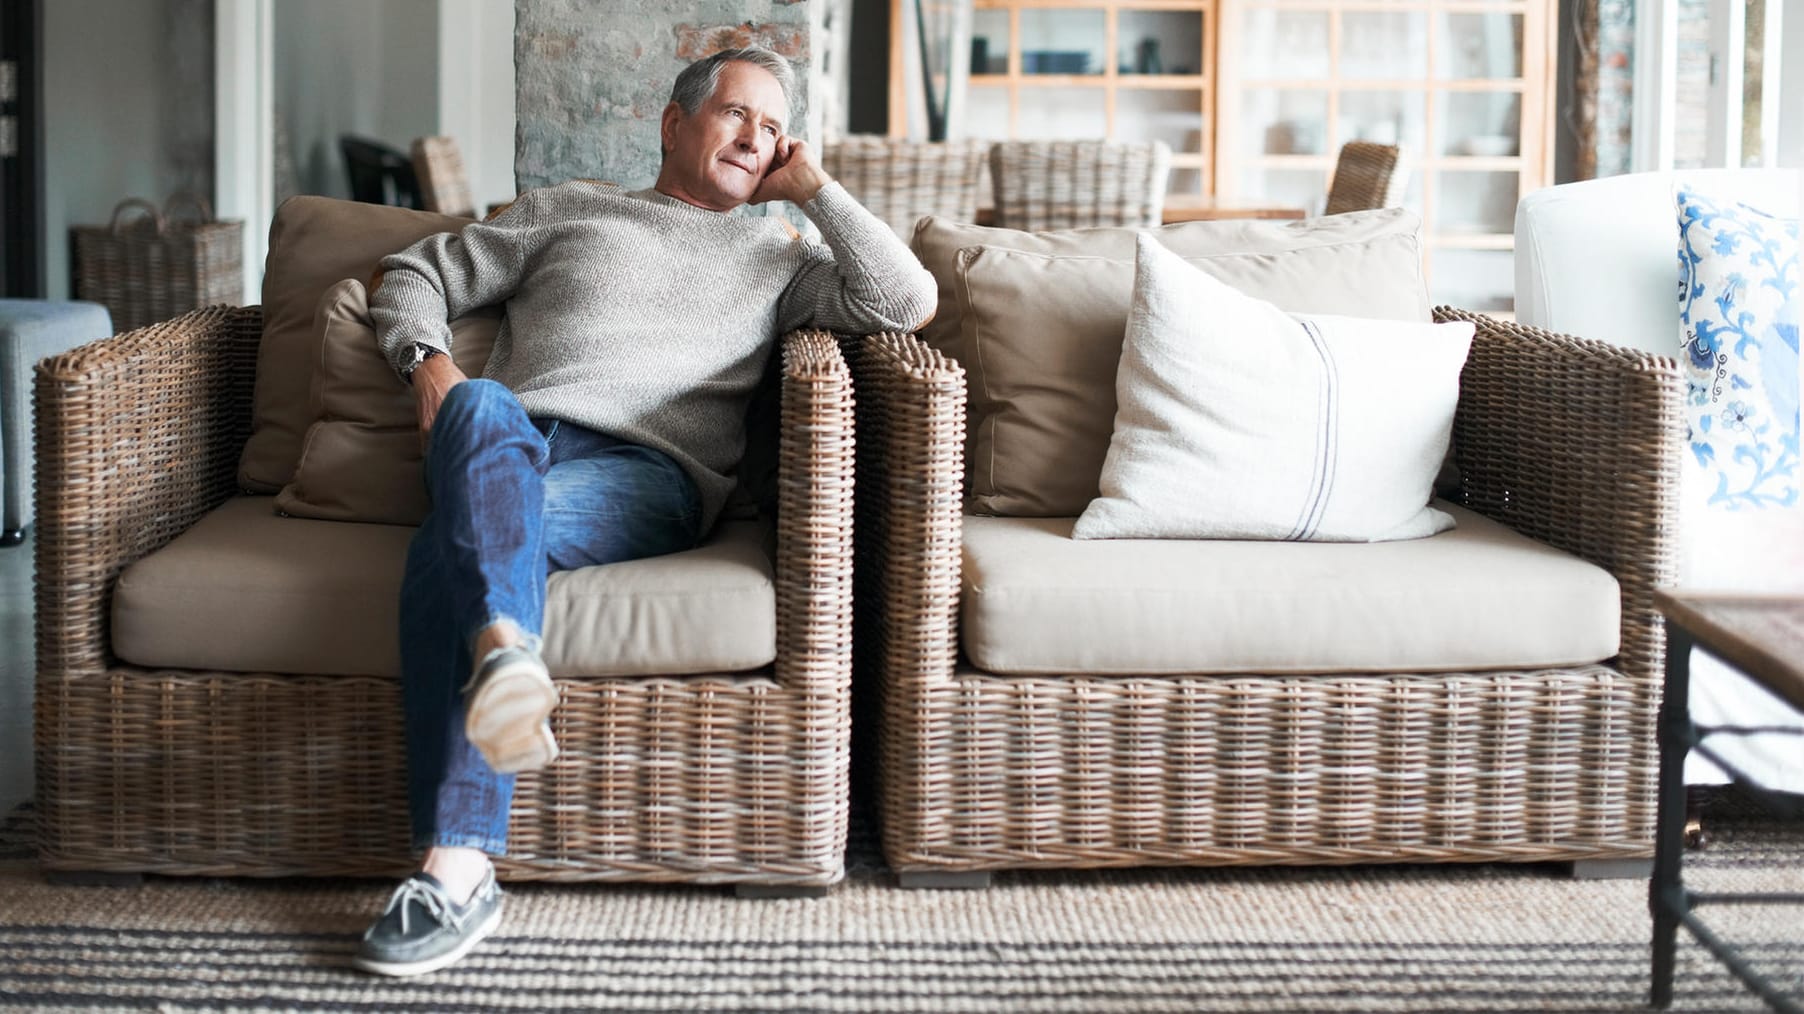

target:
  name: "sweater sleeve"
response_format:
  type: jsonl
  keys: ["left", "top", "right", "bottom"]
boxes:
{"left": 371, "top": 194, "right": 539, "bottom": 377}
{"left": 776, "top": 182, "right": 938, "bottom": 335}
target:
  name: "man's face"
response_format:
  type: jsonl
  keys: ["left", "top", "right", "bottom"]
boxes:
{"left": 659, "top": 60, "right": 788, "bottom": 211}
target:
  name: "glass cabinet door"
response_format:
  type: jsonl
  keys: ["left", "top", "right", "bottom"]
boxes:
{"left": 956, "top": 0, "right": 1219, "bottom": 198}
{"left": 1220, "top": 0, "right": 1550, "bottom": 312}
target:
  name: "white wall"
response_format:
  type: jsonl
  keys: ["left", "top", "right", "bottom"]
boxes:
{"left": 273, "top": 0, "right": 439, "bottom": 201}
{"left": 438, "top": 0, "right": 517, "bottom": 210}
{"left": 44, "top": 0, "right": 213, "bottom": 302}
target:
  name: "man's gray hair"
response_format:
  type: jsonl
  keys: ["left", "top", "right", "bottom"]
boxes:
{"left": 669, "top": 46, "right": 798, "bottom": 123}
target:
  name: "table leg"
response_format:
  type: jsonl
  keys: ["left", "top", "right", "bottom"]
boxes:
{"left": 1650, "top": 620, "right": 1695, "bottom": 1009}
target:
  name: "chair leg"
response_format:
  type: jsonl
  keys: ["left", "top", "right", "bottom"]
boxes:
{"left": 1567, "top": 858, "right": 1654, "bottom": 880}
{"left": 897, "top": 870, "right": 992, "bottom": 890}
{"left": 0, "top": 527, "right": 23, "bottom": 547}
{"left": 733, "top": 883, "right": 830, "bottom": 899}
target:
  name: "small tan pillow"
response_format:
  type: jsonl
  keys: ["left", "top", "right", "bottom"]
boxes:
{"left": 239, "top": 196, "right": 476, "bottom": 493}
{"left": 273, "top": 279, "right": 498, "bottom": 526}
{"left": 911, "top": 209, "right": 1433, "bottom": 516}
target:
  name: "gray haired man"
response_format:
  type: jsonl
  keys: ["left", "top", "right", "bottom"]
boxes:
{"left": 353, "top": 46, "right": 934, "bottom": 976}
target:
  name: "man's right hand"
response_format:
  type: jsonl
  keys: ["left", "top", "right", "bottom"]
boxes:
{"left": 413, "top": 353, "right": 468, "bottom": 450}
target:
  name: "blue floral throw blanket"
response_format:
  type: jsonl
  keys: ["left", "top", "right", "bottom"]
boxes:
{"left": 1677, "top": 186, "right": 1800, "bottom": 511}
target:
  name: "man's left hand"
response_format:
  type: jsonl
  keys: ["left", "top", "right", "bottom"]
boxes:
{"left": 750, "top": 136, "right": 831, "bottom": 207}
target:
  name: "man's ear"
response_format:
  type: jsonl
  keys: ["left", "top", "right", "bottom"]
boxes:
{"left": 659, "top": 102, "right": 681, "bottom": 154}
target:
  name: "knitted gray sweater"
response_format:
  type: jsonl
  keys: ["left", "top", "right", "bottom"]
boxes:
{"left": 371, "top": 180, "right": 935, "bottom": 529}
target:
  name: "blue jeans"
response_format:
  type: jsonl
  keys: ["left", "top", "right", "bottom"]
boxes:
{"left": 400, "top": 379, "right": 702, "bottom": 856}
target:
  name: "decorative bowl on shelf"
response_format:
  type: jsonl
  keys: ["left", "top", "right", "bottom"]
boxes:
{"left": 1022, "top": 50, "right": 1091, "bottom": 74}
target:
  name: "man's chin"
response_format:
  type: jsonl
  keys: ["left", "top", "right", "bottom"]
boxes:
{"left": 709, "top": 178, "right": 757, "bottom": 206}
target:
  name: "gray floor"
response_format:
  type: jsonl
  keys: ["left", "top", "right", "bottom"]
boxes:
{"left": 0, "top": 531, "right": 31, "bottom": 816}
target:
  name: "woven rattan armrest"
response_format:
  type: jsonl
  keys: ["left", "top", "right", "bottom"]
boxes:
{"left": 1436, "top": 306, "right": 1682, "bottom": 682}
{"left": 845, "top": 333, "right": 967, "bottom": 692}
{"left": 772, "top": 330, "right": 859, "bottom": 693}
{"left": 33, "top": 305, "right": 261, "bottom": 674}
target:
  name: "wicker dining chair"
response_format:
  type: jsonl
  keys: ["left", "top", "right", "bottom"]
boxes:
{"left": 1324, "top": 141, "right": 1404, "bottom": 215}
{"left": 822, "top": 136, "right": 989, "bottom": 237}
{"left": 410, "top": 136, "right": 477, "bottom": 218}
{"left": 988, "top": 140, "right": 1171, "bottom": 231}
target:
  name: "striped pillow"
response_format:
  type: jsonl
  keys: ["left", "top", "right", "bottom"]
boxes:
{"left": 1073, "top": 233, "right": 1472, "bottom": 543}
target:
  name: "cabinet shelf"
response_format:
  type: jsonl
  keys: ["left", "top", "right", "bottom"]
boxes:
{"left": 942, "top": 0, "right": 1219, "bottom": 193}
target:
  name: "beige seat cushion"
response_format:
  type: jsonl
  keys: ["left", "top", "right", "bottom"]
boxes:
{"left": 239, "top": 197, "right": 475, "bottom": 493}
{"left": 910, "top": 208, "right": 1431, "bottom": 516}
{"left": 114, "top": 497, "right": 777, "bottom": 678}
{"left": 961, "top": 504, "right": 1621, "bottom": 675}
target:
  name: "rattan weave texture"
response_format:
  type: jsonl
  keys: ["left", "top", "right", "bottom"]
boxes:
{"left": 988, "top": 140, "right": 1172, "bottom": 231}
{"left": 1324, "top": 142, "right": 1404, "bottom": 216}
{"left": 850, "top": 312, "right": 1682, "bottom": 873}
{"left": 33, "top": 312, "right": 854, "bottom": 884}
{"left": 822, "top": 137, "right": 988, "bottom": 236}
{"left": 71, "top": 199, "right": 243, "bottom": 334}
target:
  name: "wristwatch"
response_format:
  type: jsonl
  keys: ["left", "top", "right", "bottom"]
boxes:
{"left": 400, "top": 343, "right": 447, "bottom": 383}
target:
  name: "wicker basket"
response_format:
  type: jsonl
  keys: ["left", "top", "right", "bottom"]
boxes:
{"left": 72, "top": 195, "right": 242, "bottom": 333}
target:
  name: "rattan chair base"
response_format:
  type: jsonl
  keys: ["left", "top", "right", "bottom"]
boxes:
{"left": 879, "top": 662, "right": 1657, "bottom": 874}
{"left": 35, "top": 666, "right": 846, "bottom": 884}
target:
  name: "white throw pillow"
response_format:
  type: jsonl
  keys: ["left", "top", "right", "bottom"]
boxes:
{"left": 1073, "top": 233, "right": 1474, "bottom": 543}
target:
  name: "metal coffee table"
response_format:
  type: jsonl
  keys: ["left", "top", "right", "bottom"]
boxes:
{"left": 1651, "top": 590, "right": 1804, "bottom": 1012}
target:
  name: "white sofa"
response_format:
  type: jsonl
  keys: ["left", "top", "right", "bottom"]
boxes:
{"left": 1516, "top": 168, "right": 1804, "bottom": 792}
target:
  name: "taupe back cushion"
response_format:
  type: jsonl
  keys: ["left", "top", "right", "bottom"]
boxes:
{"left": 238, "top": 196, "right": 474, "bottom": 492}
{"left": 273, "top": 279, "right": 498, "bottom": 525}
{"left": 910, "top": 209, "right": 1431, "bottom": 516}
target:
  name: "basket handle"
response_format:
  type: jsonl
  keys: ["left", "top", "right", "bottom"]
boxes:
{"left": 108, "top": 198, "right": 163, "bottom": 234}
{"left": 162, "top": 192, "right": 214, "bottom": 227}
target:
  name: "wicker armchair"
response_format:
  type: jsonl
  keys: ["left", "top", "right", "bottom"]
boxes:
{"left": 988, "top": 140, "right": 1171, "bottom": 231}
{"left": 822, "top": 136, "right": 988, "bottom": 237}
{"left": 1324, "top": 141, "right": 1404, "bottom": 215}
{"left": 410, "top": 136, "right": 477, "bottom": 218}
{"left": 849, "top": 312, "right": 1681, "bottom": 885}
{"left": 33, "top": 308, "right": 855, "bottom": 889}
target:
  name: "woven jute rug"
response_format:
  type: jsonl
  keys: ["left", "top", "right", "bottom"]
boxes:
{"left": 1, "top": 796, "right": 1799, "bottom": 1013}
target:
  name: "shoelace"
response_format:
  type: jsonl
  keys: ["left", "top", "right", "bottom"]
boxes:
{"left": 461, "top": 631, "right": 544, "bottom": 685}
{"left": 384, "top": 877, "right": 464, "bottom": 936}
{"left": 461, "top": 633, "right": 547, "bottom": 694}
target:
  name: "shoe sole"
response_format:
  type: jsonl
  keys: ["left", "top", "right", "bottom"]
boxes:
{"left": 350, "top": 900, "right": 503, "bottom": 977}
{"left": 465, "top": 661, "right": 559, "bottom": 774}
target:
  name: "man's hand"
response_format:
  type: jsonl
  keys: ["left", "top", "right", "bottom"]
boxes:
{"left": 412, "top": 353, "right": 468, "bottom": 451}
{"left": 749, "top": 136, "right": 831, "bottom": 207}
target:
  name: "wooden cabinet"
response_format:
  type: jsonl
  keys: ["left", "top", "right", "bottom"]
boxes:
{"left": 893, "top": 0, "right": 1220, "bottom": 196}
{"left": 968, "top": 1, "right": 1217, "bottom": 196}
{"left": 887, "top": 0, "right": 1553, "bottom": 311}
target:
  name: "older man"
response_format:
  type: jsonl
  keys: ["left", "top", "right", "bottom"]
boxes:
{"left": 353, "top": 46, "right": 935, "bottom": 976}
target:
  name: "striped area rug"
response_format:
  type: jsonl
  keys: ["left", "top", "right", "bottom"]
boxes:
{"left": 1, "top": 798, "right": 1800, "bottom": 1013}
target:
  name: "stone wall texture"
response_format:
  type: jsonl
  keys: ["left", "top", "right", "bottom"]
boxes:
{"left": 1595, "top": 0, "right": 1635, "bottom": 177}
{"left": 515, "top": 0, "right": 813, "bottom": 195}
